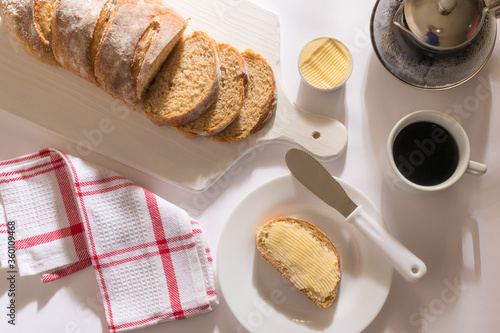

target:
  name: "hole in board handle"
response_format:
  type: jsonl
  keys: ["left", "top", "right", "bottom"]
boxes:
{"left": 312, "top": 131, "right": 321, "bottom": 139}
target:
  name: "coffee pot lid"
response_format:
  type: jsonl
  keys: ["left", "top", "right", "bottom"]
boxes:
{"left": 404, "top": 0, "right": 484, "bottom": 49}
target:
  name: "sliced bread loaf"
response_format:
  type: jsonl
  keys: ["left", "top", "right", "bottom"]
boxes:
{"left": 0, "top": 0, "right": 59, "bottom": 65}
{"left": 175, "top": 43, "right": 248, "bottom": 137}
{"left": 256, "top": 217, "right": 341, "bottom": 308}
{"left": 52, "top": 0, "right": 109, "bottom": 83}
{"left": 140, "top": 30, "right": 221, "bottom": 127}
{"left": 94, "top": 0, "right": 186, "bottom": 106}
{"left": 210, "top": 49, "right": 276, "bottom": 143}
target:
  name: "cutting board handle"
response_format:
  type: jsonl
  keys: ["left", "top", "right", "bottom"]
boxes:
{"left": 262, "top": 89, "right": 348, "bottom": 159}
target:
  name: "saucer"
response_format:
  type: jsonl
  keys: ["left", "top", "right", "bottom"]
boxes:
{"left": 370, "top": 0, "right": 497, "bottom": 89}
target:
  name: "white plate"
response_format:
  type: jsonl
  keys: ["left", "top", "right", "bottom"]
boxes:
{"left": 217, "top": 174, "right": 392, "bottom": 333}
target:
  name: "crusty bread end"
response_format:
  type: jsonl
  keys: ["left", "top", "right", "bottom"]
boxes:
{"left": 0, "top": 0, "right": 59, "bottom": 65}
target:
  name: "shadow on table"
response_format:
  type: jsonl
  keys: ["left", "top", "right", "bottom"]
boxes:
{"left": 296, "top": 79, "right": 348, "bottom": 124}
{"left": 361, "top": 53, "right": 490, "bottom": 332}
{"left": 0, "top": 267, "right": 107, "bottom": 332}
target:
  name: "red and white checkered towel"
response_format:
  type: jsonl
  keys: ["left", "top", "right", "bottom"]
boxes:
{"left": 0, "top": 149, "right": 217, "bottom": 332}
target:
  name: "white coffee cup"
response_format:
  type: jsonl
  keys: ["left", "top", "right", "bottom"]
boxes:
{"left": 387, "top": 110, "right": 487, "bottom": 192}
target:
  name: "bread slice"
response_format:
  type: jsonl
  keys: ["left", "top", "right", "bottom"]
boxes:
{"left": 0, "top": 0, "right": 59, "bottom": 65}
{"left": 94, "top": 0, "right": 186, "bottom": 106}
{"left": 134, "top": 11, "right": 187, "bottom": 100}
{"left": 140, "top": 30, "right": 221, "bottom": 127}
{"left": 175, "top": 43, "right": 248, "bottom": 136}
{"left": 256, "top": 217, "right": 341, "bottom": 308}
{"left": 52, "top": 0, "right": 109, "bottom": 83}
{"left": 210, "top": 49, "right": 277, "bottom": 143}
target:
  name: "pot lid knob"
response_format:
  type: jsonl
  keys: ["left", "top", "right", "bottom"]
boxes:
{"left": 438, "top": 0, "right": 458, "bottom": 14}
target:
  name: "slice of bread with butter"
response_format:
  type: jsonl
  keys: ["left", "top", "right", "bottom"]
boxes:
{"left": 256, "top": 217, "right": 341, "bottom": 308}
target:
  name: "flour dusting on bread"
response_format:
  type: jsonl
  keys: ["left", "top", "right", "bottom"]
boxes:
{"left": 0, "top": 0, "right": 276, "bottom": 141}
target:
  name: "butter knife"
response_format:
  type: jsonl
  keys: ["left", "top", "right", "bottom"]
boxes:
{"left": 285, "top": 148, "right": 427, "bottom": 282}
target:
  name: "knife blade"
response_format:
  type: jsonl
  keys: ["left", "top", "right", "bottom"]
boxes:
{"left": 285, "top": 147, "right": 358, "bottom": 218}
{"left": 285, "top": 148, "right": 427, "bottom": 282}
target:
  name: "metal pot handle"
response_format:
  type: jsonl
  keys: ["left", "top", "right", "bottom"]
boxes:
{"left": 393, "top": 2, "right": 411, "bottom": 32}
{"left": 393, "top": 1, "right": 422, "bottom": 40}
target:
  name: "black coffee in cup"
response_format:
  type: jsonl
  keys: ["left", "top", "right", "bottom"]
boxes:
{"left": 392, "top": 121, "right": 459, "bottom": 186}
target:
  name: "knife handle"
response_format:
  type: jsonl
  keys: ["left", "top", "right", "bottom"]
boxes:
{"left": 346, "top": 206, "right": 427, "bottom": 282}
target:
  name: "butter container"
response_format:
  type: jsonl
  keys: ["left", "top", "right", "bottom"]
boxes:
{"left": 298, "top": 37, "right": 353, "bottom": 92}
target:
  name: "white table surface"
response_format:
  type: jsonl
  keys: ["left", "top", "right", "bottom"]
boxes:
{"left": 1, "top": 0, "right": 500, "bottom": 332}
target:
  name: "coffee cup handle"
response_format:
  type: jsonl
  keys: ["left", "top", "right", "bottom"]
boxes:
{"left": 466, "top": 161, "right": 487, "bottom": 176}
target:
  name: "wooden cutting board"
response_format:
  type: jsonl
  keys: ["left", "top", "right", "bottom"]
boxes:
{"left": 0, "top": 0, "right": 347, "bottom": 191}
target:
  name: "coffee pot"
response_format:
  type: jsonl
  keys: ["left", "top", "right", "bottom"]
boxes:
{"left": 370, "top": 0, "right": 499, "bottom": 89}
{"left": 393, "top": 0, "right": 500, "bottom": 53}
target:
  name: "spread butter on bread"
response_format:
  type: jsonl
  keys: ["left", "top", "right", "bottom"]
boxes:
{"left": 256, "top": 217, "right": 341, "bottom": 308}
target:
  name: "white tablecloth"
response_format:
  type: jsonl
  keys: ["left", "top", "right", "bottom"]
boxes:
{"left": 1, "top": 1, "right": 499, "bottom": 332}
